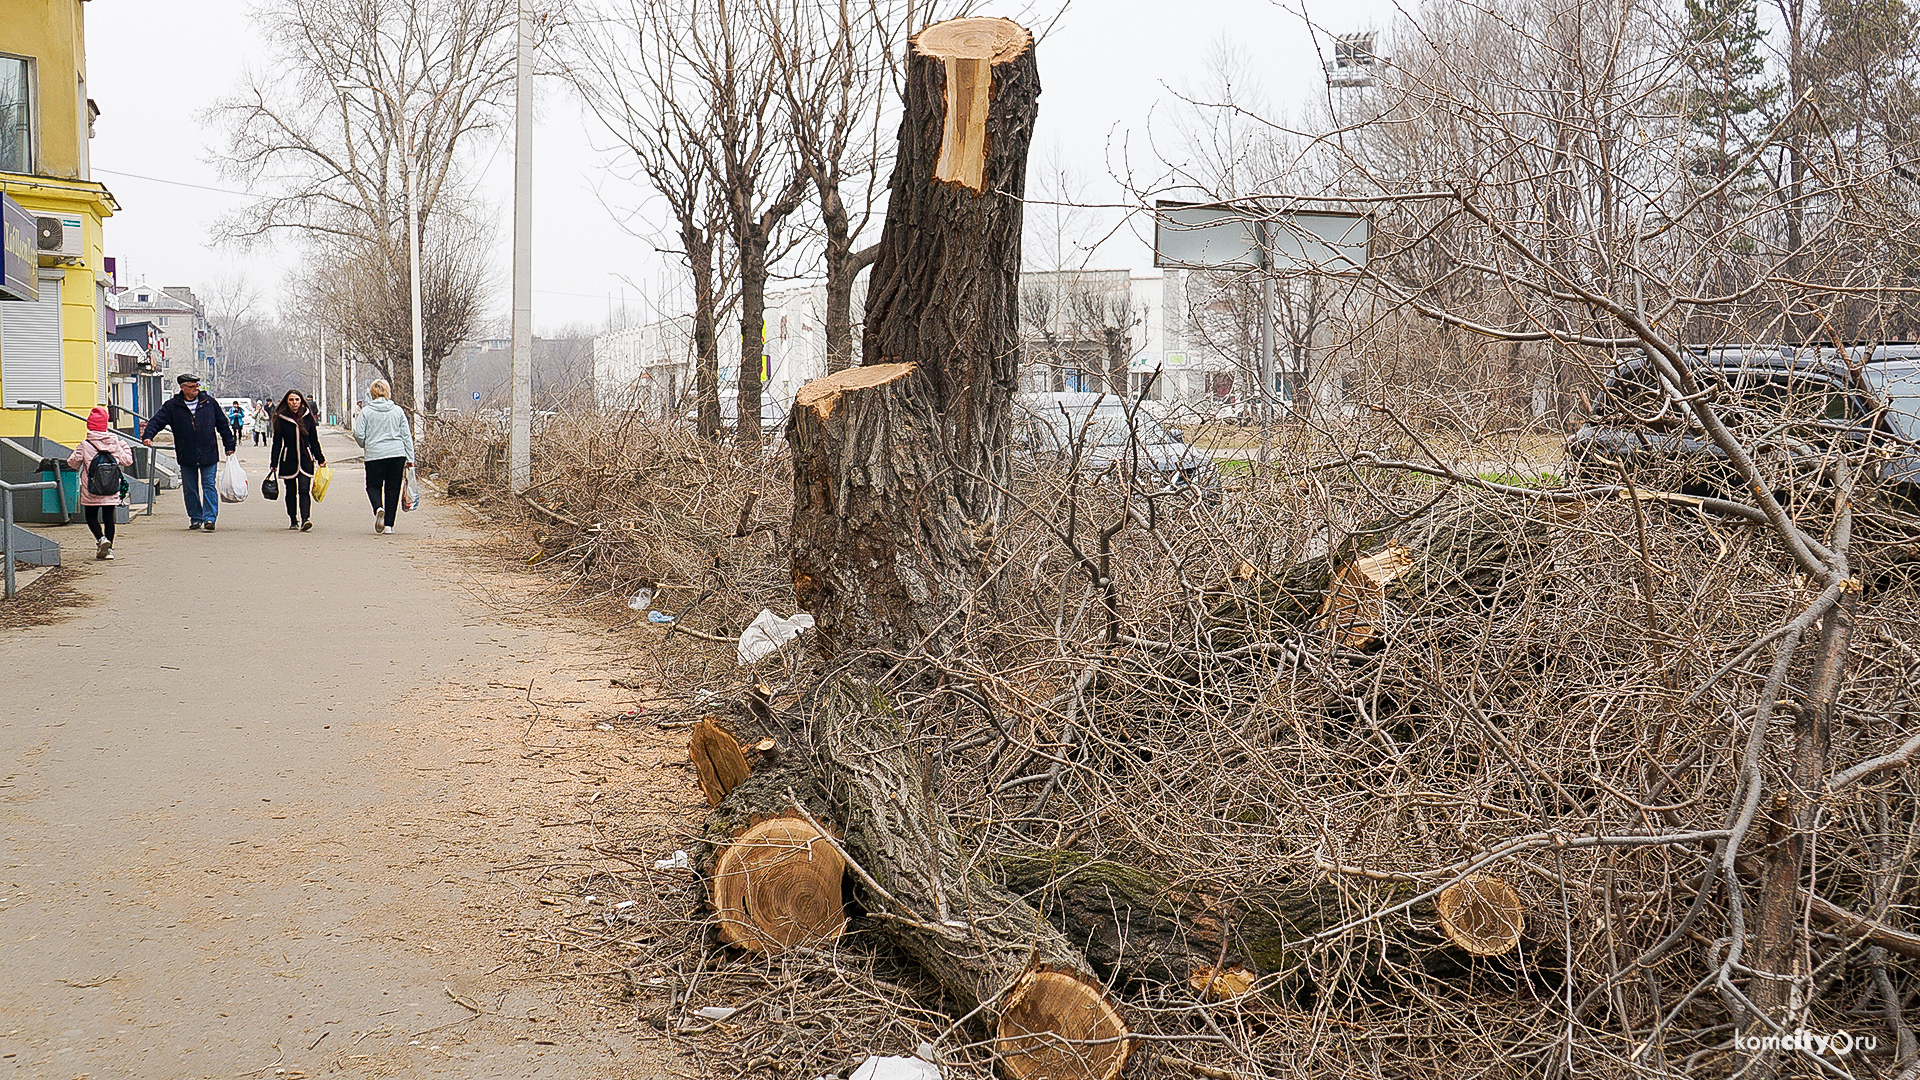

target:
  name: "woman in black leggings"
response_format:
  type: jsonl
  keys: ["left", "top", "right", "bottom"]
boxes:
{"left": 269, "top": 390, "right": 326, "bottom": 531}
{"left": 351, "top": 379, "right": 415, "bottom": 534}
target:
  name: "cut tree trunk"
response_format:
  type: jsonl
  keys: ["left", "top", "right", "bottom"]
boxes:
{"left": 813, "top": 679, "right": 1130, "bottom": 1080}
{"left": 860, "top": 16, "right": 1041, "bottom": 522}
{"left": 789, "top": 364, "right": 985, "bottom": 661}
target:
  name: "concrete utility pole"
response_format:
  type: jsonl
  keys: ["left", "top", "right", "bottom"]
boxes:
{"left": 508, "top": 0, "right": 533, "bottom": 491}
{"left": 318, "top": 328, "right": 328, "bottom": 423}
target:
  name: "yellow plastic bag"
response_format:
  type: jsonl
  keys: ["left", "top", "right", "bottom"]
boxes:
{"left": 313, "top": 464, "right": 333, "bottom": 503}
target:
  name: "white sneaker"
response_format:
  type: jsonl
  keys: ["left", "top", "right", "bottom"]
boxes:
{"left": 374, "top": 508, "right": 385, "bottom": 534}
{"left": 103, "top": 547, "right": 115, "bottom": 561}
{"left": 96, "top": 538, "right": 111, "bottom": 560}
{"left": 384, "top": 519, "right": 397, "bottom": 535}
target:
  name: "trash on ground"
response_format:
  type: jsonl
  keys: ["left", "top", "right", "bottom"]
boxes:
{"left": 695, "top": 1005, "right": 739, "bottom": 1021}
{"left": 648, "top": 610, "right": 676, "bottom": 624}
{"left": 654, "top": 850, "right": 691, "bottom": 870}
{"left": 627, "top": 587, "right": 655, "bottom": 611}
{"left": 849, "top": 1053, "right": 942, "bottom": 1080}
{"left": 737, "top": 609, "right": 816, "bottom": 664}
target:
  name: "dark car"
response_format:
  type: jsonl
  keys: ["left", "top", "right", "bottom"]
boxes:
{"left": 1567, "top": 345, "right": 1920, "bottom": 496}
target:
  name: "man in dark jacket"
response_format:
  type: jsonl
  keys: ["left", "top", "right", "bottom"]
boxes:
{"left": 141, "top": 373, "right": 237, "bottom": 531}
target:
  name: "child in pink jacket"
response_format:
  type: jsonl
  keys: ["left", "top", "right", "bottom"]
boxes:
{"left": 66, "top": 407, "right": 135, "bottom": 560}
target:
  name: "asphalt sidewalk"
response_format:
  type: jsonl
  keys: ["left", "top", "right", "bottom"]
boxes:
{"left": 0, "top": 429, "right": 656, "bottom": 1078}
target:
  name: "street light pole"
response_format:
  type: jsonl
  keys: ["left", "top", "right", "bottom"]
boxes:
{"left": 405, "top": 138, "right": 426, "bottom": 429}
{"left": 508, "top": 0, "right": 533, "bottom": 491}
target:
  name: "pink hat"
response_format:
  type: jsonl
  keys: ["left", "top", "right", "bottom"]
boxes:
{"left": 87, "top": 407, "right": 110, "bottom": 432}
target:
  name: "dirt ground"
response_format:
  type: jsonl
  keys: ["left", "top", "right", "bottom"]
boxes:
{"left": 0, "top": 432, "right": 705, "bottom": 1079}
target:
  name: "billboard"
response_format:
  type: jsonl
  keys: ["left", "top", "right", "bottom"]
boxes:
{"left": 1, "top": 193, "right": 35, "bottom": 302}
{"left": 1153, "top": 200, "right": 1371, "bottom": 274}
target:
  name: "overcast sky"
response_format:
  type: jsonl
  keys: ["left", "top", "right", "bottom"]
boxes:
{"left": 86, "top": 0, "right": 1395, "bottom": 335}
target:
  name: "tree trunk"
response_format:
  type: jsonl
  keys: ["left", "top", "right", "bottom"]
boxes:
{"left": 789, "top": 363, "right": 985, "bottom": 661}
{"left": 861, "top": 16, "right": 1041, "bottom": 521}
{"left": 736, "top": 227, "right": 769, "bottom": 449}
{"left": 685, "top": 223, "right": 723, "bottom": 442}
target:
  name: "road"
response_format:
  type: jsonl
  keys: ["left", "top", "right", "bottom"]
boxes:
{"left": 1, "top": 429, "right": 688, "bottom": 1079}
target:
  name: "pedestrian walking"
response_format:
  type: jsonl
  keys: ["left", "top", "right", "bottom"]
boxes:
{"left": 269, "top": 389, "right": 326, "bottom": 531}
{"left": 352, "top": 380, "right": 414, "bottom": 535}
{"left": 140, "top": 373, "right": 237, "bottom": 531}
{"left": 66, "top": 407, "right": 134, "bottom": 560}
{"left": 251, "top": 402, "right": 270, "bottom": 446}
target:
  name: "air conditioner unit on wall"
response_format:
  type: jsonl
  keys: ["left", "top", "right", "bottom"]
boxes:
{"left": 35, "top": 215, "right": 85, "bottom": 260}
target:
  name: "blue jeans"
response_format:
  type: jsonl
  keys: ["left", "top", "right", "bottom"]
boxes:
{"left": 180, "top": 462, "right": 220, "bottom": 524}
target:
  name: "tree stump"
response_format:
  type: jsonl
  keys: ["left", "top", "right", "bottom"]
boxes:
{"left": 997, "top": 968, "right": 1130, "bottom": 1080}
{"left": 689, "top": 718, "right": 753, "bottom": 807}
{"left": 789, "top": 364, "right": 985, "bottom": 660}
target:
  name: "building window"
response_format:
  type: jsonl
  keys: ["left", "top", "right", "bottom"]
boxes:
{"left": 157, "top": 316, "right": 169, "bottom": 326}
{"left": 0, "top": 54, "right": 33, "bottom": 174}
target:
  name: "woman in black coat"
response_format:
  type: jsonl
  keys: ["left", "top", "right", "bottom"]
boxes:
{"left": 269, "top": 390, "right": 326, "bottom": 531}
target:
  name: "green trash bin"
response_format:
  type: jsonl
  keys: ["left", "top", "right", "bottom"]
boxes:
{"left": 40, "top": 464, "right": 78, "bottom": 516}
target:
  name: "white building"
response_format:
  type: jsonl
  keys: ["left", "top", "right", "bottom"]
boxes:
{"left": 592, "top": 269, "right": 1245, "bottom": 419}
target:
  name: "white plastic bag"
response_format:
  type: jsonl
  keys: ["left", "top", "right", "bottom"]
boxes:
{"left": 217, "top": 457, "right": 249, "bottom": 503}
{"left": 737, "top": 608, "right": 816, "bottom": 665}
{"left": 401, "top": 466, "right": 422, "bottom": 512}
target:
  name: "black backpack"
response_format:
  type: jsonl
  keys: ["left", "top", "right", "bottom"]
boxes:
{"left": 86, "top": 443, "right": 124, "bottom": 497}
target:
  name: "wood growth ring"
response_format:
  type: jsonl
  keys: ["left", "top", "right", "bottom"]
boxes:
{"left": 912, "top": 17, "right": 1033, "bottom": 192}
{"left": 1435, "top": 874, "right": 1525, "bottom": 957}
{"left": 995, "top": 968, "right": 1130, "bottom": 1080}
{"left": 689, "top": 719, "right": 750, "bottom": 807}
{"left": 711, "top": 817, "right": 847, "bottom": 952}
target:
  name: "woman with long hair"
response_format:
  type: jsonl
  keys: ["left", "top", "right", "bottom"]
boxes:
{"left": 269, "top": 389, "right": 326, "bottom": 531}
{"left": 351, "top": 379, "right": 414, "bottom": 534}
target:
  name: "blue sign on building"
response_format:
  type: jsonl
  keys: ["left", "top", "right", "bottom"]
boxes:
{"left": 0, "top": 193, "right": 36, "bottom": 303}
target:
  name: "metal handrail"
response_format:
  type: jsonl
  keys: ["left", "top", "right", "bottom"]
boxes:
{"left": 24, "top": 399, "right": 158, "bottom": 516}
{"left": 0, "top": 437, "right": 73, "bottom": 522}
{"left": 1, "top": 477, "right": 57, "bottom": 598}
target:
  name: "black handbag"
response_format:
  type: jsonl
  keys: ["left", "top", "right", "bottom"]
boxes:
{"left": 262, "top": 474, "right": 280, "bottom": 500}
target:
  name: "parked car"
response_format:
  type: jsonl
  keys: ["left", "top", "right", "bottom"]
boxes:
{"left": 1015, "top": 391, "right": 1220, "bottom": 497}
{"left": 1567, "top": 345, "right": 1920, "bottom": 496}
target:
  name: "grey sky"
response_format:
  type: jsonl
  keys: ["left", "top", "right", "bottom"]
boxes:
{"left": 86, "top": 0, "right": 1394, "bottom": 334}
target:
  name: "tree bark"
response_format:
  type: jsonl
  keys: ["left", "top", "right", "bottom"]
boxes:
{"left": 861, "top": 17, "right": 1041, "bottom": 521}
{"left": 685, "top": 222, "right": 723, "bottom": 442}
{"left": 789, "top": 363, "right": 985, "bottom": 661}
{"left": 735, "top": 226, "right": 769, "bottom": 448}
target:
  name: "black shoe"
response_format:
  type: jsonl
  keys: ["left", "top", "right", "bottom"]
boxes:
{"left": 300, "top": 520, "right": 313, "bottom": 532}
{"left": 203, "top": 522, "right": 216, "bottom": 532}
{"left": 188, "top": 522, "right": 203, "bottom": 531}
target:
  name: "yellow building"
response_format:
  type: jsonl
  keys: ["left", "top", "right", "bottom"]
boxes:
{"left": 0, "top": 0, "right": 116, "bottom": 446}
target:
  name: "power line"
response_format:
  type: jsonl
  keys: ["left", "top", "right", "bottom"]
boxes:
{"left": 92, "top": 166, "right": 262, "bottom": 199}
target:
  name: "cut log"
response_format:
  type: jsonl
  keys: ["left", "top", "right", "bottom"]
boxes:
{"left": 859, "top": 15, "right": 1040, "bottom": 522}
{"left": 689, "top": 719, "right": 751, "bottom": 807}
{"left": 996, "top": 967, "right": 1130, "bottom": 1080}
{"left": 710, "top": 817, "right": 848, "bottom": 952}
{"left": 812, "top": 679, "right": 1133, "bottom": 1077}
{"left": 1434, "top": 875, "right": 1525, "bottom": 957}
{"left": 1315, "top": 542, "right": 1412, "bottom": 649}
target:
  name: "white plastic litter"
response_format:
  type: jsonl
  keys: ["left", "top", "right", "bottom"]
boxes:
{"left": 695, "top": 1006, "right": 739, "bottom": 1021}
{"left": 737, "top": 609, "right": 816, "bottom": 665}
{"left": 849, "top": 1054, "right": 941, "bottom": 1080}
{"left": 627, "top": 587, "right": 655, "bottom": 611}
{"left": 217, "top": 458, "right": 249, "bottom": 503}
{"left": 653, "top": 850, "right": 691, "bottom": 870}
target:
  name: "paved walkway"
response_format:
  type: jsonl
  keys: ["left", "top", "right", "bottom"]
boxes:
{"left": 1, "top": 430, "right": 681, "bottom": 1079}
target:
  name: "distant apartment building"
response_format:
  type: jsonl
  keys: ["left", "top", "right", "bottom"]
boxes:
{"left": 0, "top": 0, "right": 116, "bottom": 443}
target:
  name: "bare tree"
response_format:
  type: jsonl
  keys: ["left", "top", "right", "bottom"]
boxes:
{"left": 210, "top": 0, "right": 521, "bottom": 414}
{"left": 571, "top": 0, "right": 728, "bottom": 441}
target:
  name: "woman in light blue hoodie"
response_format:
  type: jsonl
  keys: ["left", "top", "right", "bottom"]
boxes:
{"left": 351, "top": 379, "right": 415, "bottom": 534}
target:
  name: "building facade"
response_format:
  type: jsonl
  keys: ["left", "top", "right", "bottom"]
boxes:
{"left": 0, "top": 0, "right": 115, "bottom": 443}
